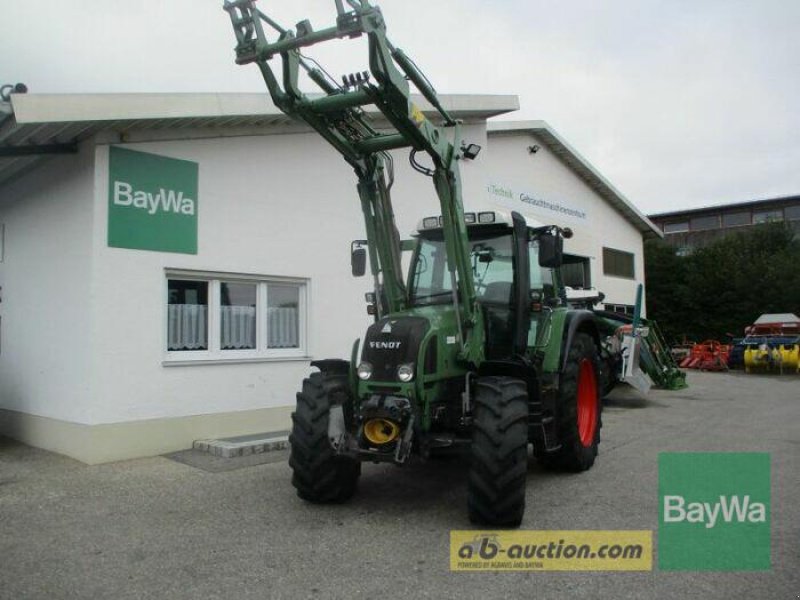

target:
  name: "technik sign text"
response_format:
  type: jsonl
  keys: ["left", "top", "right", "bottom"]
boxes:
{"left": 108, "top": 146, "right": 199, "bottom": 254}
{"left": 487, "top": 183, "right": 588, "bottom": 222}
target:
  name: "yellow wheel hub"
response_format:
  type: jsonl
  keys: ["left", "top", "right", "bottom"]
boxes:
{"left": 363, "top": 418, "right": 400, "bottom": 445}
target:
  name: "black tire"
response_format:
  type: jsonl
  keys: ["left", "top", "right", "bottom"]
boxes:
{"left": 600, "top": 356, "right": 618, "bottom": 398}
{"left": 599, "top": 341, "right": 621, "bottom": 398}
{"left": 540, "top": 332, "right": 602, "bottom": 472}
{"left": 289, "top": 372, "right": 360, "bottom": 503}
{"left": 467, "top": 376, "right": 529, "bottom": 528}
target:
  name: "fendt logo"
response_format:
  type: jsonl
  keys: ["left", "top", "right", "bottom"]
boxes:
{"left": 663, "top": 494, "right": 766, "bottom": 529}
{"left": 369, "top": 341, "right": 401, "bottom": 350}
{"left": 112, "top": 181, "right": 196, "bottom": 216}
{"left": 658, "top": 453, "right": 771, "bottom": 571}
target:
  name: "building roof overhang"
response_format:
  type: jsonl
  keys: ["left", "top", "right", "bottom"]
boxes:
{"left": 0, "top": 92, "right": 519, "bottom": 187}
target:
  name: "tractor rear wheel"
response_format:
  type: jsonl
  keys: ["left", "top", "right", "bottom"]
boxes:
{"left": 289, "top": 372, "right": 360, "bottom": 503}
{"left": 599, "top": 350, "right": 618, "bottom": 398}
{"left": 539, "top": 332, "right": 602, "bottom": 472}
{"left": 467, "top": 376, "right": 529, "bottom": 527}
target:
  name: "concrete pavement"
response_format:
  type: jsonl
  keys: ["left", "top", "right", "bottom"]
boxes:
{"left": 1, "top": 371, "right": 798, "bottom": 599}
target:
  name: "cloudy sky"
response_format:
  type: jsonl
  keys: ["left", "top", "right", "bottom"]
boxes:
{"left": 2, "top": 0, "right": 798, "bottom": 214}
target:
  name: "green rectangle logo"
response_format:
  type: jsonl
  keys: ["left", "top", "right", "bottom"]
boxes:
{"left": 658, "top": 452, "right": 770, "bottom": 571}
{"left": 108, "top": 146, "right": 198, "bottom": 254}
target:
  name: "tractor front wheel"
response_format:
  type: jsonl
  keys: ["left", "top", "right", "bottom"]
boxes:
{"left": 540, "top": 332, "right": 602, "bottom": 472}
{"left": 289, "top": 372, "right": 360, "bottom": 503}
{"left": 467, "top": 376, "right": 529, "bottom": 527}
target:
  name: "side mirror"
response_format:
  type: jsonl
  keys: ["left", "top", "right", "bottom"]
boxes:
{"left": 538, "top": 232, "right": 563, "bottom": 268}
{"left": 351, "top": 241, "right": 367, "bottom": 277}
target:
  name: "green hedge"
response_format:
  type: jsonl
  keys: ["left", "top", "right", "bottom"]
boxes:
{"left": 644, "top": 222, "right": 800, "bottom": 343}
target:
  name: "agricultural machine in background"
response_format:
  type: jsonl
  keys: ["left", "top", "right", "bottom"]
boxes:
{"left": 679, "top": 340, "right": 731, "bottom": 372}
{"left": 590, "top": 285, "right": 687, "bottom": 392}
{"left": 672, "top": 313, "right": 800, "bottom": 374}
{"left": 224, "top": 0, "right": 675, "bottom": 527}
{"left": 729, "top": 314, "right": 800, "bottom": 374}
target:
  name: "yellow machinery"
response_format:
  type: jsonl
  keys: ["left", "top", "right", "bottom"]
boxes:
{"left": 744, "top": 343, "right": 800, "bottom": 373}
{"left": 739, "top": 314, "right": 800, "bottom": 374}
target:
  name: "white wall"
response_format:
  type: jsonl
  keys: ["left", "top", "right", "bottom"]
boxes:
{"left": 86, "top": 122, "right": 487, "bottom": 424}
{"left": 0, "top": 120, "right": 643, "bottom": 432}
{"left": 89, "top": 134, "right": 360, "bottom": 423}
{"left": 481, "top": 131, "right": 645, "bottom": 308}
{"left": 0, "top": 147, "right": 95, "bottom": 423}
{"left": 387, "top": 122, "right": 490, "bottom": 235}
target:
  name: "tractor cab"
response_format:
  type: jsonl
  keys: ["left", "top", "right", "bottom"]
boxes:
{"left": 411, "top": 210, "right": 566, "bottom": 359}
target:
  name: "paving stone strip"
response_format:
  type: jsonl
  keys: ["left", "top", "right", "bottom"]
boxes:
{"left": 193, "top": 431, "right": 289, "bottom": 458}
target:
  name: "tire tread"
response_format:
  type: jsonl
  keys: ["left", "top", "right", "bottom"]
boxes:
{"left": 467, "top": 376, "right": 529, "bottom": 527}
{"left": 289, "top": 372, "right": 360, "bottom": 503}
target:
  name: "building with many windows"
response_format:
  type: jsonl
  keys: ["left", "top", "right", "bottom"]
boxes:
{"left": 0, "top": 93, "right": 659, "bottom": 463}
{"left": 649, "top": 195, "right": 800, "bottom": 253}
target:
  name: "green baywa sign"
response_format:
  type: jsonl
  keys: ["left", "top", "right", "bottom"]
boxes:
{"left": 108, "top": 146, "right": 198, "bottom": 254}
{"left": 658, "top": 452, "right": 771, "bottom": 571}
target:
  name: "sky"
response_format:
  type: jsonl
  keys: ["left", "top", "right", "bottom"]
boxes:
{"left": 2, "top": 0, "right": 799, "bottom": 214}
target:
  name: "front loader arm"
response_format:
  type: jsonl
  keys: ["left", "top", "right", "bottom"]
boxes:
{"left": 224, "top": 0, "right": 483, "bottom": 362}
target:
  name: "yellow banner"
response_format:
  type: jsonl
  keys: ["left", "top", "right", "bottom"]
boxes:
{"left": 450, "top": 530, "right": 652, "bottom": 571}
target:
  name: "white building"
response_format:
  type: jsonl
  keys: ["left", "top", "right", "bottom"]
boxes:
{"left": 0, "top": 93, "right": 660, "bottom": 463}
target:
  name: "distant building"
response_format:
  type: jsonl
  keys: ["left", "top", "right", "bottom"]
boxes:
{"left": 649, "top": 195, "right": 800, "bottom": 254}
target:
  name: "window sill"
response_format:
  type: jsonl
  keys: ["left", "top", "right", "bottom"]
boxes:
{"left": 162, "top": 355, "right": 313, "bottom": 367}
{"left": 602, "top": 274, "right": 636, "bottom": 280}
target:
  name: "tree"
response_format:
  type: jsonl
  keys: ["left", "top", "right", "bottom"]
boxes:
{"left": 645, "top": 222, "right": 800, "bottom": 343}
{"left": 643, "top": 238, "right": 692, "bottom": 342}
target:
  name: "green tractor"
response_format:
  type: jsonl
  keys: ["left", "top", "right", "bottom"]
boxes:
{"left": 225, "top": 0, "right": 604, "bottom": 527}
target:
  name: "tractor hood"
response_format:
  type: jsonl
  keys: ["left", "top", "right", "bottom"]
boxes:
{"left": 360, "top": 316, "right": 430, "bottom": 382}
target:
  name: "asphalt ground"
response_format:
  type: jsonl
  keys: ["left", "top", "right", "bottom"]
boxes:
{"left": 1, "top": 370, "right": 798, "bottom": 599}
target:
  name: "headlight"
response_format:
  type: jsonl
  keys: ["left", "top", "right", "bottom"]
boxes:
{"left": 357, "top": 362, "right": 373, "bottom": 380}
{"left": 397, "top": 363, "right": 414, "bottom": 382}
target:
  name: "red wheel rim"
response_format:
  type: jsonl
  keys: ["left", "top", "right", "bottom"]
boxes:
{"left": 576, "top": 358, "right": 598, "bottom": 447}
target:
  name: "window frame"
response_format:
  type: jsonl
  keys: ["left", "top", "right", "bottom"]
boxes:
{"left": 605, "top": 303, "right": 635, "bottom": 316}
{"left": 602, "top": 247, "right": 636, "bottom": 280}
{"left": 164, "top": 269, "right": 309, "bottom": 365}
{"left": 784, "top": 205, "right": 800, "bottom": 221}
{"left": 561, "top": 254, "right": 592, "bottom": 289}
{"left": 219, "top": 280, "right": 259, "bottom": 352}
{"left": 689, "top": 215, "right": 720, "bottom": 231}
{"left": 753, "top": 209, "right": 783, "bottom": 224}
{"left": 721, "top": 211, "right": 751, "bottom": 228}
{"left": 663, "top": 221, "right": 689, "bottom": 234}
